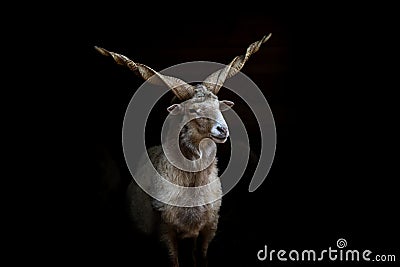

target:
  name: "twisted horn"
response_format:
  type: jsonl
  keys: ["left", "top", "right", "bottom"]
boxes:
{"left": 202, "top": 33, "right": 272, "bottom": 94}
{"left": 95, "top": 46, "right": 195, "bottom": 100}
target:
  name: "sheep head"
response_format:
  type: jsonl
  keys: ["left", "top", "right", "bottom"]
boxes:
{"left": 166, "top": 85, "right": 234, "bottom": 144}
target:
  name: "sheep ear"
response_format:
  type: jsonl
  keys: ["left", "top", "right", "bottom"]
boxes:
{"left": 219, "top": 100, "right": 234, "bottom": 111}
{"left": 167, "top": 104, "right": 183, "bottom": 115}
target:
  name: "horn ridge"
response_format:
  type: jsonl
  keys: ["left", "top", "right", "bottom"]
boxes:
{"left": 202, "top": 33, "right": 272, "bottom": 94}
{"left": 95, "top": 46, "right": 195, "bottom": 100}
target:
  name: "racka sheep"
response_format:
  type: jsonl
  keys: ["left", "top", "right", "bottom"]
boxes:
{"left": 95, "top": 33, "right": 271, "bottom": 266}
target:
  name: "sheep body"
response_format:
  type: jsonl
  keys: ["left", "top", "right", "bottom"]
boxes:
{"left": 127, "top": 145, "right": 222, "bottom": 238}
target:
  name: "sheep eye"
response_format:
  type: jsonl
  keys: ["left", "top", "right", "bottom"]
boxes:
{"left": 189, "top": 109, "right": 197, "bottom": 114}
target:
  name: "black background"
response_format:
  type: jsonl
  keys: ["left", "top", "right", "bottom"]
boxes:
{"left": 28, "top": 6, "right": 398, "bottom": 267}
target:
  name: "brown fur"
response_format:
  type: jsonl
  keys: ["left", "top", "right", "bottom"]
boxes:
{"left": 127, "top": 87, "right": 225, "bottom": 267}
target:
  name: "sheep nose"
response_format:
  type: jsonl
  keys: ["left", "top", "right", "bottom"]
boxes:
{"left": 211, "top": 123, "right": 229, "bottom": 139}
{"left": 216, "top": 125, "right": 228, "bottom": 135}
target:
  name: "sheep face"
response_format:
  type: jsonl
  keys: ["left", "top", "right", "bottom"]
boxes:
{"left": 167, "top": 85, "right": 234, "bottom": 144}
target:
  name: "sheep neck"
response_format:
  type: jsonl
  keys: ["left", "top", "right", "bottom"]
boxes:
{"left": 173, "top": 126, "right": 217, "bottom": 187}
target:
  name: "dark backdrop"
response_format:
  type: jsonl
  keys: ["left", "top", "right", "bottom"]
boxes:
{"left": 42, "top": 9, "right": 398, "bottom": 267}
